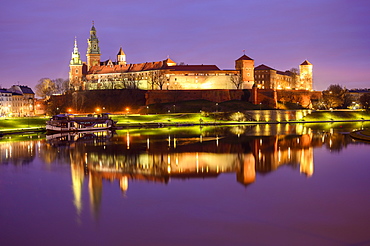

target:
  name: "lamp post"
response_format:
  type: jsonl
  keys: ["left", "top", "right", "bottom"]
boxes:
{"left": 146, "top": 106, "right": 149, "bottom": 115}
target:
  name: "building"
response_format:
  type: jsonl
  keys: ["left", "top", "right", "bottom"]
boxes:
{"left": 7, "top": 85, "right": 35, "bottom": 116}
{"left": 254, "top": 61, "right": 313, "bottom": 91}
{"left": 0, "top": 89, "right": 12, "bottom": 116}
{"left": 69, "top": 24, "right": 313, "bottom": 93}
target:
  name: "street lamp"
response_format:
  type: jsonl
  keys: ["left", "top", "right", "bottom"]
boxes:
{"left": 146, "top": 106, "right": 149, "bottom": 114}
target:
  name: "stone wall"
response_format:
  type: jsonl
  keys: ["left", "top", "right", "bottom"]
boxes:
{"left": 145, "top": 89, "right": 250, "bottom": 105}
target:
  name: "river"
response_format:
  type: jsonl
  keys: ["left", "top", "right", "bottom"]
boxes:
{"left": 1, "top": 122, "right": 370, "bottom": 246}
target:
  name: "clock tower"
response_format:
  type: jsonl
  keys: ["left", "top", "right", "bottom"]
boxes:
{"left": 86, "top": 23, "right": 101, "bottom": 69}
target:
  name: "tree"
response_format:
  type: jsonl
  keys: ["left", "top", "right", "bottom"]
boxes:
{"left": 35, "top": 78, "right": 57, "bottom": 99}
{"left": 359, "top": 93, "right": 370, "bottom": 110}
{"left": 289, "top": 68, "right": 299, "bottom": 89}
{"left": 53, "top": 78, "right": 69, "bottom": 94}
{"left": 322, "top": 84, "right": 347, "bottom": 109}
{"left": 230, "top": 73, "right": 243, "bottom": 89}
{"left": 154, "top": 70, "right": 167, "bottom": 90}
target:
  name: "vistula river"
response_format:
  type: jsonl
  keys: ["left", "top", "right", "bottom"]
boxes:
{"left": 1, "top": 122, "right": 370, "bottom": 246}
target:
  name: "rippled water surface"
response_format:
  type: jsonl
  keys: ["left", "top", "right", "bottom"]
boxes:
{"left": 1, "top": 123, "right": 370, "bottom": 246}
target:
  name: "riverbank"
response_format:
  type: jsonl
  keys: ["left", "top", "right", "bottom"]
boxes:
{"left": 1, "top": 110, "right": 369, "bottom": 136}
{"left": 349, "top": 129, "right": 370, "bottom": 141}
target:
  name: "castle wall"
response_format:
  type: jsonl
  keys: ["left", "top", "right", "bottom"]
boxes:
{"left": 145, "top": 89, "right": 247, "bottom": 105}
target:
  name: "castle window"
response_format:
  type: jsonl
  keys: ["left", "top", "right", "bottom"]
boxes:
{"left": 75, "top": 69, "right": 78, "bottom": 74}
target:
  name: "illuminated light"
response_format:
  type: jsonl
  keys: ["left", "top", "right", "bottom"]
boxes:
{"left": 200, "top": 135, "right": 202, "bottom": 143}
{"left": 126, "top": 131, "right": 130, "bottom": 149}
{"left": 147, "top": 138, "right": 150, "bottom": 149}
{"left": 216, "top": 135, "right": 219, "bottom": 146}
{"left": 120, "top": 176, "right": 128, "bottom": 192}
{"left": 196, "top": 152, "right": 199, "bottom": 173}
{"left": 167, "top": 165, "right": 171, "bottom": 173}
{"left": 168, "top": 135, "right": 171, "bottom": 147}
{"left": 288, "top": 147, "right": 291, "bottom": 159}
{"left": 167, "top": 155, "right": 171, "bottom": 165}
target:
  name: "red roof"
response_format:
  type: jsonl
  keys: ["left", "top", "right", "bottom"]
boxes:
{"left": 167, "top": 65, "right": 220, "bottom": 71}
{"left": 236, "top": 54, "right": 253, "bottom": 61}
{"left": 301, "top": 60, "right": 312, "bottom": 65}
{"left": 254, "top": 64, "right": 275, "bottom": 70}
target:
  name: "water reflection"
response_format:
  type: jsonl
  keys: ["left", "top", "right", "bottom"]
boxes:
{"left": 0, "top": 123, "right": 369, "bottom": 219}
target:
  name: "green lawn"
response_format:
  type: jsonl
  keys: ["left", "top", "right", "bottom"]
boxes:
{"left": 1, "top": 110, "right": 370, "bottom": 133}
{"left": 0, "top": 117, "right": 47, "bottom": 131}
{"left": 302, "top": 110, "right": 370, "bottom": 121}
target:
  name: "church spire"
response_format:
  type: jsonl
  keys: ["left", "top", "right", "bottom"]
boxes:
{"left": 70, "top": 37, "right": 82, "bottom": 65}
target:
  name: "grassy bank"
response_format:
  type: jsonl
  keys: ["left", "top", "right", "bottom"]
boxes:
{"left": 1, "top": 110, "right": 369, "bottom": 134}
{"left": 0, "top": 117, "right": 47, "bottom": 133}
{"left": 302, "top": 110, "right": 370, "bottom": 122}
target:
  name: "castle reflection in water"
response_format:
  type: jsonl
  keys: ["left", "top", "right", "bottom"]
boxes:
{"left": 0, "top": 122, "right": 367, "bottom": 216}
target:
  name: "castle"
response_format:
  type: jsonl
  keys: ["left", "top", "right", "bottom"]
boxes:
{"left": 69, "top": 24, "right": 313, "bottom": 92}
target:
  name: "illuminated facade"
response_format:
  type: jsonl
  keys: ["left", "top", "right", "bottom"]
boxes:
{"left": 69, "top": 24, "right": 313, "bottom": 92}
{"left": 254, "top": 61, "right": 313, "bottom": 90}
{"left": 0, "top": 86, "right": 35, "bottom": 116}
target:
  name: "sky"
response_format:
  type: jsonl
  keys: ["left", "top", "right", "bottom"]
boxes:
{"left": 1, "top": 0, "right": 369, "bottom": 91}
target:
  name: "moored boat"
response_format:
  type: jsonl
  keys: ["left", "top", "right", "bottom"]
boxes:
{"left": 46, "top": 113, "right": 117, "bottom": 133}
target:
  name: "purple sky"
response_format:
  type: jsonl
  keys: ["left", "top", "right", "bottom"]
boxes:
{"left": 1, "top": 0, "right": 369, "bottom": 92}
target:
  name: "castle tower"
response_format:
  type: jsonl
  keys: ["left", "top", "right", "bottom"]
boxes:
{"left": 117, "top": 47, "right": 126, "bottom": 65}
{"left": 69, "top": 37, "right": 83, "bottom": 89}
{"left": 86, "top": 23, "right": 101, "bottom": 69}
{"left": 299, "top": 60, "right": 313, "bottom": 90}
{"left": 235, "top": 54, "right": 254, "bottom": 89}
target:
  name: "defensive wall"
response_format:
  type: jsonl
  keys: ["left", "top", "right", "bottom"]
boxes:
{"left": 145, "top": 89, "right": 249, "bottom": 105}
{"left": 47, "top": 88, "right": 322, "bottom": 114}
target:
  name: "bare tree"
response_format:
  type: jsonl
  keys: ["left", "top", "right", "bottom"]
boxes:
{"left": 289, "top": 68, "right": 299, "bottom": 89}
{"left": 359, "top": 93, "right": 370, "bottom": 110}
{"left": 53, "top": 78, "right": 69, "bottom": 94}
{"left": 154, "top": 70, "right": 167, "bottom": 90}
{"left": 35, "top": 78, "right": 57, "bottom": 99}
{"left": 322, "top": 84, "right": 347, "bottom": 109}
{"left": 229, "top": 73, "right": 243, "bottom": 89}
{"left": 147, "top": 71, "right": 156, "bottom": 90}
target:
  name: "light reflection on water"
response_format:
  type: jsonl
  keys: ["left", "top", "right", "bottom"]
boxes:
{"left": 1, "top": 123, "right": 370, "bottom": 245}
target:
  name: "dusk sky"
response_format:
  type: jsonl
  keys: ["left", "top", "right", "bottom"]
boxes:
{"left": 1, "top": 0, "right": 369, "bottom": 92}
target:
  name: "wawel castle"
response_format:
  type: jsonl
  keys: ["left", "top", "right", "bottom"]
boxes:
{"left": 69, "top": 24, "right": 313, "bottom": 92}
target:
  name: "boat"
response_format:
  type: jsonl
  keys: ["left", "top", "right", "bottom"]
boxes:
{"left": 46, "top": 129, "right": 114, "bottom": 146}
{"left": 46, "top": 113, "right": 117, "bottom": 133}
